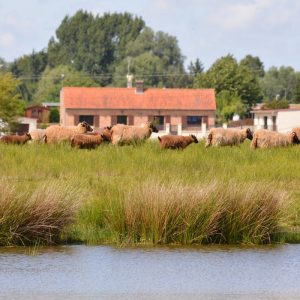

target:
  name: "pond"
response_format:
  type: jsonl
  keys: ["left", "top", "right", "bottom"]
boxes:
{"left": 0, "top": 244, "right": 300, "bottom": 299}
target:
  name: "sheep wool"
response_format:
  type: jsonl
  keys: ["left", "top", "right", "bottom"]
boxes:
{"left": 0, "top": 133, "right": 32, "bottom": 144}
{"left": 205, "top": 128, "right": 253, "bottom": 147}
{"left": 110, "top": 121, "right": 158, "bottom": 145}
{"left": 44, "top": 122, "right": 93, "bottom": 144}
{"left": 158, "top": 134, "right": 198, "bottom": 150}
{"left": 251, "top": 129, "right": 297, "bottom": 149}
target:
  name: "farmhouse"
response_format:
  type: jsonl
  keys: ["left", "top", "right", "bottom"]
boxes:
{"left": 251, "top": 104, "right": 300, "bottom": 132}
{"left": 60, "top": 82, "right": 216, "bottom": 135}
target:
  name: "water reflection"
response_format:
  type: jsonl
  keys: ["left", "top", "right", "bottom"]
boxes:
{"left": 0, "top": 244, "right": 300, "bottom": 299}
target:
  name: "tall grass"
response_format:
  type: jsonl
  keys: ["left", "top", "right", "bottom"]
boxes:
{"left": 71, "top": 180, "right": 290, "bottom": 245}
{"left": 0, "top": 179, "right": 81, "bottom": 246}
{"left": 0, "top": 141, "right": 299, "bottom": 246}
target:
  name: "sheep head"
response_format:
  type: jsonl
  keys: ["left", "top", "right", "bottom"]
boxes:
{"left": 26, "top": 133, "right": 32, "bottom": 140}
{"left": 246, "top": 128, "right": 253, "bottom": 140}
{"left": 148, "top": 121, "right": 159, "bottom": 133}
{"left": 191, "top": 134, "right": 198, "bottom": 143}
{"left": 80, "top": 121, "right": 93, "bottom": 132}
{"left": 291, "top": 131, "right": 299, "bottom": 144}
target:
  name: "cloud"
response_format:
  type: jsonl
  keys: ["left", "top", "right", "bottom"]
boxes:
{"left": 211, "top": 0, "right": 272, "bottom": 30}
{"left": 0, "top": 32, "right": 15, "bottom": 47}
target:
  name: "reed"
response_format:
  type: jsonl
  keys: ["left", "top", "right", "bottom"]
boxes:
{"left": 0, "top": 178, "right": 81, "bottom": 246}
{"left": 0, "top": 141, "right": 299, "bottom": 245}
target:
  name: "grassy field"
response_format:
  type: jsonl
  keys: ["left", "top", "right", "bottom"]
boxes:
{"left": 0, "top": 140, "right": 300, "bottom": 246}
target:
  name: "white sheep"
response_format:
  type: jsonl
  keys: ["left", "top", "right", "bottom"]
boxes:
{"left": 29, "top": 129, "right": 46, "bottom": 143}
{"left": 110, "top": 121, "right": 158, "bottom": 145}
{"left": 251, "top": 129, "right": 298, "bottom": 149}
{"left": 44, "top": 121, "right": 93, "bottom": 144}
{"left": 205, "top": 128, "right": 253, "bottom": 147}
{"left": 158, "top": 134, "right": 198, "bottom": 150}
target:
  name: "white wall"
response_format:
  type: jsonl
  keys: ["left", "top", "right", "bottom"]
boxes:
{"left": 277, "top": 110, "right": 300, "bottom": 132}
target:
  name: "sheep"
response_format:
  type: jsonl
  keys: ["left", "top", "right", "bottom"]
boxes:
{"left": 44, "top": 121, "right": 93, "bottom": 144}
{"left": 0, "top": 133, "right": 31, "bottom": 144}
{"left": 158, "top": 134, "right": 198, "bottom": 150}
{"left": 205, "top": 128, "right": 253, "bottom": 147}
{"left": 71, "top": 133, "right": 104, "bottom": 149}
{"left": 251, "top": 129, "right": 298, "bottom": 149}
{"left": 292, "top": 127, "right": 300, "bottom": 144}
{"left": 29, "top": 129, "right": 46, "bottom": 143}
{"left": 110, "top": 121, "right": 158, "bottom": 145}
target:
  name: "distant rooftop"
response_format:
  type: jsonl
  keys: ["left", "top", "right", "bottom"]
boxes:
{"left": 42, "top": 102, "right": 60, "bottom": 107}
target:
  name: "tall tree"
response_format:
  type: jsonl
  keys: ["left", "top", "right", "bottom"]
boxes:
{"left": 194, "top": 54, "right": 262, "bottom": 113}
{"left": 10, "top": 50, "right": 48, "bottom": 101}
{"left": 114, "top": 27, "right": 187, "bottom": 87}
{"left": 240, "top": 55, "right": 265, "bottom": 77}
{"left": 0, "top": 73, "right": 25, "bottom": 131}
{"left": 47, "top": 11, "right": 145, "bottom": 86}
{"left": 34, "top": 65, "right": 98, "bottom": 102}
{"left": 260, "top": 66, "right": 297, "bottom": 101}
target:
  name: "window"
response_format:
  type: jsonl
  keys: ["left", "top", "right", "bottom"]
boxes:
{"left": 187, "top": 116, "right": 202, "bottom": 125}
{"left": 154, "top": 116, "right": 164, "bottom": 125}
{"left": 117, "top": 115, "right": 127, "bottom": 124}
{"left": 79, "top": 115, "right": 94, "bottom": 126}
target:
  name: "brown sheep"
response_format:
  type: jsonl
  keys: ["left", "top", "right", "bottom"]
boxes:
{"left": 158, "top": 134, "right": 198, "bottom": 150}
{"left": 205, "top": 128, "right": 253, "bottom": 147}
{"left": 111, "top": 121, "right": 158, "bottom": 145}
{"left": 251, "top": 129, "right": 298, "bottom": 149}
{"left": 0, "top": 133, "right": 31, "bottom": 144}
{"left": 71, "top": 133, "right": 105, "bottom": 149}
{"left": 44, "top": 121, "right": 93, "bottom": 144}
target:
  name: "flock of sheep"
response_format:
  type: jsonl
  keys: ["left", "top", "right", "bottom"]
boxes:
{"left": 1, "top": 120, "right": 300, "bottom": 150}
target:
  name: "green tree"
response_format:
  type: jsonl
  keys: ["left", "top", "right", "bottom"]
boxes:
{"left": 10, "top": 50, "right": 48, "bottom": 101}
{"left": 117, "top": 27, "right": 187, "bottom": 88}
{"left": 293, "top": 72, "right": 300, "bottom": 103}
{"left": 260, "top": 66, "right": 297, "bottom": 101}
{"left": 240, "top": 55, "right": 265, "bottom": 77}
{"left": 216, "top": 90, "right": 247, "bottom": 123}
{"left": 49, "top": 108, "right": 60, "bottom": 123}
{"left": 188, "top": 58, "right": 204, "bottom": 75}
{"left": 0, "top": 73, "right": 25, "bottom": 131}
{"left": 48, "top": 11, "right": 145, "bottom": 86}
{"left": 34, "top": 65, "right": 98, "bottom": 102}
{"left": 194, "top": 54, "right": 262, "bottom": 111}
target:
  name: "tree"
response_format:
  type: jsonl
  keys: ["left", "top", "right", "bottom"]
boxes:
{"left": 47, "top": 11, "right": 145, "bottom": 86}
{"left": 10, "top": 50, "right": 48, "bottom": 101}
{"left": 188, "top": 58, "right": 204, "bottom": 75}
{"left": 114, "top": 26, "right": 187, "bottom": 88}
{"left": 260, "top": 66, "right": 297, "bottom": 101}
{"left": 216, "top": 90, "right": 247, "bottom": 123}
{"left": 0, "top": 73, "right": 25, "bottom": 131}
{"left": 49, "top": 108, "right": 60, "bottom": 123}
{"left": 193, "top": 54, "right": 262, "bottom": 111}
{"left": 293, "top": 72, "right": 300, "bottom": 103}
{"left": 240, "top": 55, "right": 265, "bottom": 77}
{"left": 34, "top": 65, "right": 98, "bottom": 102}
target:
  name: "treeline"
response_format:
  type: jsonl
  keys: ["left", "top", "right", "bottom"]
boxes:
{"left": 1, "top": 10, "right": 300, "bottom": 126}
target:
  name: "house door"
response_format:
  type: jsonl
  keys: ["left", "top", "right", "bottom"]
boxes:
{"left": 264, "top": 116, "right": 268, "bottom": 129}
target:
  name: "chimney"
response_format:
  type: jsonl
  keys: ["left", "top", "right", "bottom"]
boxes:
{"left": 135, "top": 80, "right": 144, "bottom": 94}
{"left": 126, "top": 74, "right": 133, "bottom": 88}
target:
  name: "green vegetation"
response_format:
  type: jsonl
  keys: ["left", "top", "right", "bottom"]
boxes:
{"left": 0, "top": 73, "right": 25, "bottom": 132}
{"left": 0, "top": 141, "right": 299, "bottom": 246}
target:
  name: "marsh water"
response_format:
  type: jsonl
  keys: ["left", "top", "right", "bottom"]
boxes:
{"left": 0, "top": 244, "right": 300, "bottom": 299}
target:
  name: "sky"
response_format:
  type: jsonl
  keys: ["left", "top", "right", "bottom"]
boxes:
{"left": 0, "top": 0, "right": 300, "bottom": 71}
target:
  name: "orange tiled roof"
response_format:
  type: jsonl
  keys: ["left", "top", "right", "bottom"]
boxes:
{"left": 62, "top": 87, "right": 216, "bottom": 110}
